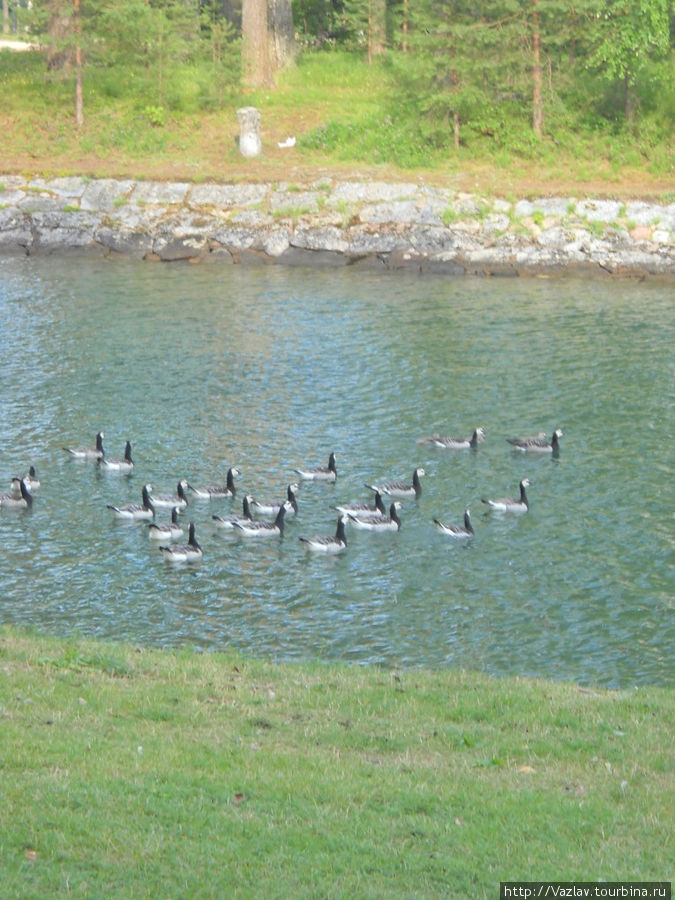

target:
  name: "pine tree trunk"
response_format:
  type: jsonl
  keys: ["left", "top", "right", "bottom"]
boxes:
{"left": 369, "top": 0, "right": 386, "bottom": 60}
{"left": 2, "top": 0, "right": 9, "bottom": 35}
{"left": 268, "top": 0, "right": 297, "bottom": 71}
{"left": 452, "top": 70, "right": 460, "bottom": 150}
{"left": 74, "top": 0, "right": 84, "bottom": 127}
{"left": 242, "top": 0, "right": 296, "bottom": 88}
{"left": 242, "top": 0, "right": 272, "bottom": 87}
{"left": 624, "top": 75, "right": 635, "bottom": 122}
{"left": 531, "top": 1, "right": 543, "bottom": 137}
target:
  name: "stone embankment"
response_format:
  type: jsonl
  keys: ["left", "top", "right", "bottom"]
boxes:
{"left": 0, "top": 174, "right": 672, "bottom": 277}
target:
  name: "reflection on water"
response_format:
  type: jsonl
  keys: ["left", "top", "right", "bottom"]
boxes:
{"left": 1, "top": 256, "right": 673, "bottom": 687}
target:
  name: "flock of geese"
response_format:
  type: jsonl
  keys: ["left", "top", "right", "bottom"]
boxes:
{"left": 2, "top": 427, "right": 563, "bottom": 563}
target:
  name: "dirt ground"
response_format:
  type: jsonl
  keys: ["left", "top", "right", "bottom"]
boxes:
{"left": 0, "top": 104, "right": 671, "bottom": 201}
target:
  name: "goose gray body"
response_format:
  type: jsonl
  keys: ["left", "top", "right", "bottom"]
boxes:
{"left": 348, "top": 501, "right": 402, "bottom": 531}
{"left": 481, "top": 479, "right": 531, "bottom": 513}
{"left": 159, "top": 522, "right": 202, "bottom": 562}
{"left": 233, "top": 501, "right": 290, "bottom": 537}
{"left": 420, "top": 427, "right": 485, "bottom": 450}
{"left": 250, "top": 483, "right": 298, "bottom": 517}
{"left": 212, "top": 496, "right": 255, "bottom": 530}
{"left": 335, "top": 491, "right": 386, "bottom": 518}
{"left": 294, "top": 452, "right": 337, "bottom": 482}
{"left": 100, "top": 440, "right": 134, "bottom": 472}
{"left": 188, "top": 466, "right": 240, "bottom": 499}
{"left": 148, "top": 507, "right": 184, "bottom": 541}
{"left": 63, "top": 430, "right": 105, "bottom": 460}
{"left": 0, "top": 478, "right": 33, "bottom": 509}
{"left": 150, "top": 479, "right": 189, "bottom": 510}
{"left": 434, "top": 508, "right": 474, "bottom": 537}
{"left": 300, "top": 516, "right": 348, "bottom": 553}
{"left": 107, "top": 484, "right": 155, "bottom": 520}
{"left": 507, "top": 429, "right": 562, "bottom": 453}
{"left": 368, "top": 468, "right": 425, "bottom": 499}
{"left": 14, "top": 466, "right": 40, "bottom": 492}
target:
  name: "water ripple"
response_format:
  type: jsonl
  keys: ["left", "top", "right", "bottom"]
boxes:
{"left": 1, "top": 258, "right": 673, "bottom": 687}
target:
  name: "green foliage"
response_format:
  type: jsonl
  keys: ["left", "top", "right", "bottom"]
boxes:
{"left": 143, "top": 104, "right": 166, "bottom": 127}
{"left": 302, "top": 115, "right": 432, "bottom": 168}
{"left": 589, "top": 0, "right": 671, "bottom": 84}
{"left": 2, "top": 0, "right": 672, "bottom": 179}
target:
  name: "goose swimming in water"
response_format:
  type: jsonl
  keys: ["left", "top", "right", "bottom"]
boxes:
{"left": 348, "top": 501, "right": 402, "bottom": 531}
{"left": 159, "top": 522, "right": 202, "bottom": 563}
{"left": 212, "top": 495, "right": 255, "bottom": 530}
{"left": 368, "top": 468, "right": 425, "bottom": 499}
{"left": 63, "top": 430, "right": 105, "bottom": 460}
{"left": 419, "top": 427, "right": 485, "bottom": 450}
{"left": 335, "top": 491, "right": 387, "bottom": 519}
{"left": 507, "top": 429, "right": 563, "bottom": 454}
{"left": 294, "top": 452, "right": 337, "bottom": 482}
{"left": 148, "top": 506, "right": 184, "bottom": 541}
{"left": 100, "top": 440, "right": 134, "bottom": 472}
{"left": 481, "top": 479, "right": 531, "bottom": 513}
{"left": 149, "top": 479, "right": 189, "bottom": 510}
{"left": 233, "top": 501, "right": 291, "bottom": 538}
{"left": 1, "top": 478, "right": 33, "bottom": 509}
{"left": 299, "top": 516, "right": 348, "bottom": 553}
{"left": 107, "top": 483, "right": 155, "bottom": 520}
{"left": 250, "top": 483, "right": 299, "bottom": 517}
{"left": 434, "top": 508, "right": 474, "bottom": 537}
{"left": 188, "top": 466, "right": 240, "bottom": 499}
{"left": 13, "top": 466, "right": 40, "bottom": 493}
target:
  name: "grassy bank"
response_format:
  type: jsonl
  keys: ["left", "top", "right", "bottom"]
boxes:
{"left": 0, "top": 48, "right": 672, "bottom": 201}
{"left": 1, "top": 627, "right": 672, "bottom": 897}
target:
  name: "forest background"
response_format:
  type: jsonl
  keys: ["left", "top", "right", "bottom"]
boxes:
{"left": 0, "top": 0, "right": 672, "bottom": 199}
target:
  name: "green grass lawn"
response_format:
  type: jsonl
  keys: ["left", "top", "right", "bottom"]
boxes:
{"left": 1, "top": 627, "right": 672, "bottom": 897}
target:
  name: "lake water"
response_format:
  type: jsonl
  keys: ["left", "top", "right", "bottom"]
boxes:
{"left": 1, "top": 256, "right": 673, "bottom": 688}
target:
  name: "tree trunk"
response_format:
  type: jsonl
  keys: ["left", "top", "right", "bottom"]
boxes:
{"left": 268, "top": 0, "right": 297, "bottom": 71}
{"left": 2, "top": 0, "right": 9, "bottom": 36}
{"left": 624, "top": 75, "right": 635, "bottom": 122}
{"left": 242, "top": 0, "right": 296, "bottom": 89}
{"left": 368, "top": 0, "right": 386, "bottom": 61}
{"left": 242, "top": 0, "right": 272, "bottom": 87}
{"left": 531, "top": 1, "right": 543, "bottom": 137}
{"left": 74, "top": 0, "right": 84, "bottom": 127}
{"left": 451, "top": 70, "right": 460, "bottom": 150}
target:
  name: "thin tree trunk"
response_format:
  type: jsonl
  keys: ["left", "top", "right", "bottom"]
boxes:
{"left": 452, "top": 70, "right": 460, "bottom": 150}
{"left": 531, "top": 1, "right": 542, "bottom": 137}
{"left": 74, "top": 0, "right": 84, "bottom": 127}
{"left": 624, "top": 75, "right": 635, "bottom": 121}
{"left": 2, "top": 0, "right": 9, "bottom": 35}
{"left": 368, "top": 0, "right": 386, "bottom": 62}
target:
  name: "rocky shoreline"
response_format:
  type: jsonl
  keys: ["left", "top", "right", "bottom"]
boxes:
{"left": 0, "top": 174, "right": 672, "bottom": 277}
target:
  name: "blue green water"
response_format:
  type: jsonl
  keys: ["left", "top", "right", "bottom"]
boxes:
{"left": 1, "top": 256, "right": 673, "bottom": 687}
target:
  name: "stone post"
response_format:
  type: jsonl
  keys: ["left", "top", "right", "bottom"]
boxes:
{"left": 237, "top": 107, "right": 262, "bottom": 158}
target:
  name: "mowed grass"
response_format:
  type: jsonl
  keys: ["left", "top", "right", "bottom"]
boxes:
{"left": 1, "top": 626, "right": 672, "bottom": 897}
